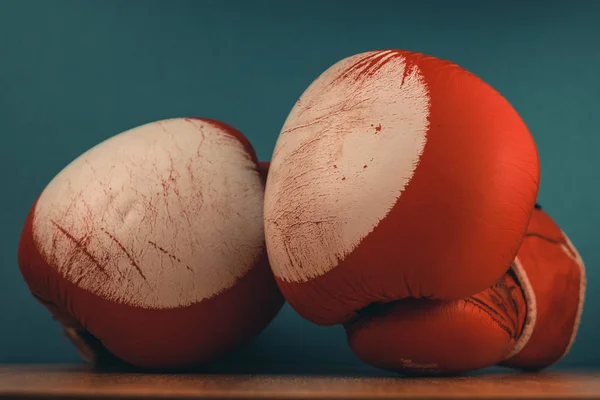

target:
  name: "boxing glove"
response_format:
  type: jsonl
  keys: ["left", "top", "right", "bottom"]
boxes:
{"left": 264, "top": 49, "right": 540, "bottom": 326}
{"left": 345, "top": 205, "right": 586, "bottom": 374}
{"left": 18, "top": 118, "right": 284, "bottom": 370}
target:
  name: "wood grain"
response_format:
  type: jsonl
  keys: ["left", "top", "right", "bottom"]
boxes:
{"left": 0, "top": 365, "right": 598, "bottom": 399}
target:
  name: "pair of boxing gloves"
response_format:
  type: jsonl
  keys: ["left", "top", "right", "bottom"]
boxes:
{"left": 17, "top": 49, "right": 586, "bottom": 375}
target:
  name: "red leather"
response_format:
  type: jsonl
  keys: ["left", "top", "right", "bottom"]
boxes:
{"left": 18, "top": 118, "right": 283, "bottom": 370}
{"left": 345, "top": 271, "right": 526, "bottom": 374}
{"left": 501, "top": 205, "right": 586, "bottom": 370}
{"left": 264, "top": 49, "right": 540, "bottom": 326}
{"left": 344, "top": 206, "right": 585, "bottom": 375}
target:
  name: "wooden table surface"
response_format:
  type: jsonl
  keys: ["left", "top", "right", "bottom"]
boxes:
{"left": 0, "top": 365, "right": 598, "bottom": 399}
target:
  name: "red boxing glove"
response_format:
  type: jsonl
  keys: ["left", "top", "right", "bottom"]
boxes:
{"left": 264, "top": 49, "right": 540, "bottom": 326}
{"left": 501, "top": 204, "right": 586, "bottom": 370}
{"left": 346, "top": 205, "right": 586, "bottom": 374}
{"left": 18, "top": 118, "right": 283, "bottom": 370}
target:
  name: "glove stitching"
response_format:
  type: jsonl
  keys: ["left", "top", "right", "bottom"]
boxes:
{"left": 464, "top": 297, "right": 514, "bottom": 339}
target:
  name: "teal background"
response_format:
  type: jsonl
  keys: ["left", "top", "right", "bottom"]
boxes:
{"left": 0, "top": 0, "right": 598, "bottom": 373}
